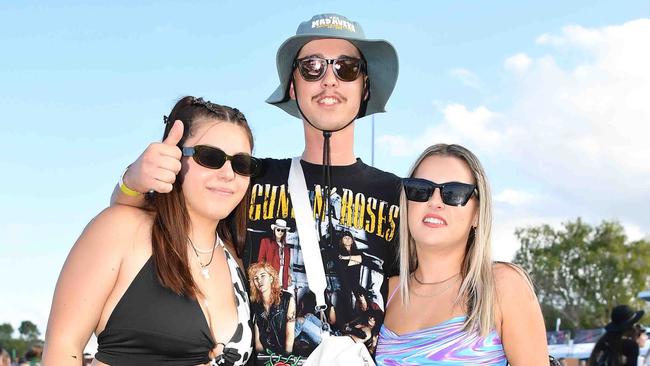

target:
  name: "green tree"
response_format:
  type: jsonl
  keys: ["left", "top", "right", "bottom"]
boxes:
{"left": 18, "top": 321, "right": 40, "bottom": 342}
{"left": 0, "top": 323, "right": 13, "bottom": 342}
{"left": 513, "top": 218, "right": 650, "bottom": 331}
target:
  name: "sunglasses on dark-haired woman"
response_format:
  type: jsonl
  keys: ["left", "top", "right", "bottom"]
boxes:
{"left": 182, "top": 145, "right": 261, "bottom": 177}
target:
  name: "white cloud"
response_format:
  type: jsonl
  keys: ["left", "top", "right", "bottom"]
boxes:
{"left": 622, "top": 222, "right": 646, "bottom": 242}
{"left": 494, "top": 189, "right": 537, "bottom": 206}
{"left": 449, "top": 68, "right": 483, "bottom": 91}
{"left": 504, "top": 53, "right": 532, "bottom": 73}
{"left": 505, "top": 19, "right": 650, "bottom": 204}
{"left": 382, "top": 18, "right": 650, "bottom": 251}
{"left": 536, "top": 25, "right": 602, "bottom": 48}
{"left": 491, "top": 213, "right": 563, "bottom": 261}
{"left": 378, "top": 103, "right": 506, "bottom": 157}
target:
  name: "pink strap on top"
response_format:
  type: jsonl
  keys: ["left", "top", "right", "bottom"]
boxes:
{"left": 386, "top": 282, "right": 401, "bottom": 307}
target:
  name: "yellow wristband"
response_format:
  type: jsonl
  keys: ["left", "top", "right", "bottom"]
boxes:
{"left": 119, "top": 168, "right": 141, "bottom": 197}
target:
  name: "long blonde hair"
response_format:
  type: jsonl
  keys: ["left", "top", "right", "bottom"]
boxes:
{"left": 398, "top": 143, "right": 495, "bottom": 337}
{"left": 248, "top": 262, "right": 282, "bottom": 306}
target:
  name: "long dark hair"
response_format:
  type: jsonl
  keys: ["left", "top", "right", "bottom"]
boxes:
{"left": 588, "top": 329, "right": 634, "bottom": 366}
{"left": 148, "top": 96, "right": 254, "bottom": 299}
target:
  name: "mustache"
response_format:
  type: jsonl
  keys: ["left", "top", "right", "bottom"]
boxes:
{"left": 312, "top": 91, "right": 347, "bottom": 102}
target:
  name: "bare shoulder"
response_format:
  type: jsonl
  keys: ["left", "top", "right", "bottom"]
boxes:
{"left": 387, "top": 275, "right": 400, "bottom": 295}
{"left": 492, "top": 262, "right": 537, "bottom": 302}
{"left": 93, "top": 204, "right": 153, "bottom": 224}
{"left": 78, "top": 205, "right": 153, "bottom": 253}
{"left": 492, "top": 263, "right": 547, "bottom": 364}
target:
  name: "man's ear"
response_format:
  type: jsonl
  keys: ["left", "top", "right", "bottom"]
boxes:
{"left": 289, "top": 80, "right": 296, "bottom": 100}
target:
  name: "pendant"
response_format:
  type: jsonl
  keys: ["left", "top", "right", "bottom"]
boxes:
{"left": 201, "top": 267, "right": 211, "bottom": 280}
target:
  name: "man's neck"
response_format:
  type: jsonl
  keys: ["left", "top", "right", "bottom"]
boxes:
{"left": 301, "top": 120, "right": 357, "bottom": 165}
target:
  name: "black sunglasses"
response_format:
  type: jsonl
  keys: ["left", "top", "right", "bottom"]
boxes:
{"left": 182, "top": 145, "right": 260, "bottom": 177}
{"left": 402, "top": 178, "right": 478, "bottom": 206}
{"left": 294, "top": 56, "right": 366, "bottom": 82}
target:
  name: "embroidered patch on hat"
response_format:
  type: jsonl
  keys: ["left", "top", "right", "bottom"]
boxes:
{"left": 311, "top": 15, "right": 356, "bottom": 33}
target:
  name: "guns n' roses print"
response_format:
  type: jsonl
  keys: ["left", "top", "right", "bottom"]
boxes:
{"left": 244, "top": 158, "right": 400, "bottom": 365}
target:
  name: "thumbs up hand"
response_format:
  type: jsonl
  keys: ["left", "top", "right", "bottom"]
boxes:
{"left": 123, "top": 120, "right": 184, "bottom": 194}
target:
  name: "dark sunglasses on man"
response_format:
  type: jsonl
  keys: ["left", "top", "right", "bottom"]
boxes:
{"left": 293, "top": 56, "right": 366, "bottom": 82}
{"left": 402, "top": 178, "right": 478, "bottom": 206}
{"left": 182, "top": 145, "right": 261, "bottom": 177}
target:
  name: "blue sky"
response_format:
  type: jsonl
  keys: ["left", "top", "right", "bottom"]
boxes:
{"left": 1, "top": 0, "right": 649, "bottom": 350}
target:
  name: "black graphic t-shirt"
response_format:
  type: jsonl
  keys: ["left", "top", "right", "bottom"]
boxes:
{"left": 243, "top": 158, "right": 401, "bottom": 366}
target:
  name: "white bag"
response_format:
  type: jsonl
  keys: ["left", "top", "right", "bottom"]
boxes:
{"left": 288, "top": 158, "right": 376, "bottom": 366}
{"left": 303, "top": 336, "right": 374, "bottom": 366}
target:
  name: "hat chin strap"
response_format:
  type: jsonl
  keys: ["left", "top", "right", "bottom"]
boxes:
{"left": 291, "top": 74, "right": 365, "bottom": 248}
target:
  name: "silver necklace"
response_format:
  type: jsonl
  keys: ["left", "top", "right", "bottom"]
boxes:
{"left": 189, "top": 235, "right": 223, "bottom": 279}
{"left": 190, "top": 235, "right": 221, "bottom": 254}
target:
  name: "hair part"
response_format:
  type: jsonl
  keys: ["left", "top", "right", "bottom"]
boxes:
{"left": 398, "top": 143, "right": 498, "bottom": 337}
{"left": 148, "top": 96, "right": 254, "bottom": 299}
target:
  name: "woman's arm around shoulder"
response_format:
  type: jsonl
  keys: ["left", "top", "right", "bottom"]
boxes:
{"left": 43, "top": 205, "right": 152, "bottom": 365}
{"left": 493, "top": 262, "right": 548, "bottom": 366}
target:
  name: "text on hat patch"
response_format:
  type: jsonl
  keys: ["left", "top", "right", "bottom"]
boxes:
{"left": 312, "top": 16, "right": 356, "bottom": 33}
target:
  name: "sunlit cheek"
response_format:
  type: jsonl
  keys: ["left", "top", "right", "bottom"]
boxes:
{"left": 406, "top": 202, "right": 425, "bottom": 231}
{"left": 233, "top": 177, "right": 251, "bottom": 201}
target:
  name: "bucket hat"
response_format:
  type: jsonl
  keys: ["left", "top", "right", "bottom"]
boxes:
{"left": 266, "top": 13, "right": 399, "bottom": 119}
{"left": 605, "top": 304, "right": 644, "bottom": 332}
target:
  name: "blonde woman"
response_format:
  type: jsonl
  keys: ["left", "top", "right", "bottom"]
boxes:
{"left": 376, "top": 144, "right": 548, "bottom": 365}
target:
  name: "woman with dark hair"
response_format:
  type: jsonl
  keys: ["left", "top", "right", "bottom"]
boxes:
{"left": 43, "top": 96, "right": 258, "bottom": 366}
{"left": 333, "top": 231, "right": 364, "bottom": 326}
{"left": 588, "top": 305, "right": 645, "bottom": 366}
{"left": 337, "top": 231, "right": 362, "bottom": 282}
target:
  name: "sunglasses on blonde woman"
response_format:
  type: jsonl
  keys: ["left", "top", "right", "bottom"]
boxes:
{"left": 402, "top": 178, "right": 477, "bottom": 206}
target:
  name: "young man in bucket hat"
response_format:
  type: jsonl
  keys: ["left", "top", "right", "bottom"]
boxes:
{"left": 111, "top": 13, "right": 400, "bottom": 364}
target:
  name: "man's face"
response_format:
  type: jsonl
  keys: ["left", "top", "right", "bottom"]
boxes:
{"left": 290, "top": 38, "right": 367, "bottom": 131}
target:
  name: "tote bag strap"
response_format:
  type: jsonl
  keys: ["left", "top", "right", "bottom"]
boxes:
{"left": 288, "top": 157, "right": 330, "bottom": 332}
